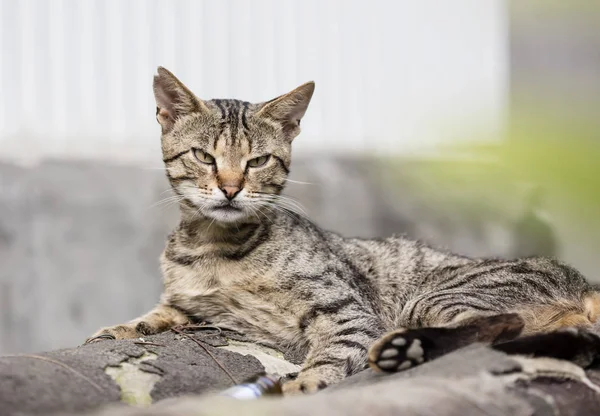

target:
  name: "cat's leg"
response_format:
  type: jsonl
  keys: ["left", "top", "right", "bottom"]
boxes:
{"left": 282, "top": 311, "right": 385, "bottom": 395}
{"left": 85, "top": 303, "right": 190, "bottom": 343}
{"left": 493, "top": 326, "right": 600, "bottom": 367}
{"left": 369, "top": 298, "right": 600, "bottom": 372}
{"left": 369, "top": 284, "right": 600, "bottom": 372}
{"left": 368, "top": 313, "right": 524, "bottom": 372}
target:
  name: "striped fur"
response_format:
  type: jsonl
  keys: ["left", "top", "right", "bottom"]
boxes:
{"left": 89, "top": 67, "right": 600, "bottom": 395}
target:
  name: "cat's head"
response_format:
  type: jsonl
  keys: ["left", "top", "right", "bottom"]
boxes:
{"left": 153, "top": 67, "right": 314, "bottom": 223}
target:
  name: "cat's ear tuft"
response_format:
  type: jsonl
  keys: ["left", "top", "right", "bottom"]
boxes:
{"left": 153, "top": 66, "right": 208, "bottom": 133}
{"left": 257, "top": 81, "right": 315, "bottom": 141}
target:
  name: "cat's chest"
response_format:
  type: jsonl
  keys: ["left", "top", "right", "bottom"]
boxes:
{"left": 166, "top": 260, "right": 303, "bottom": 342}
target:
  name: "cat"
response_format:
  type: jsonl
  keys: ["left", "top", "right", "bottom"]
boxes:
{"left": 88, "top": 67, "right": 600, "bottom": 395}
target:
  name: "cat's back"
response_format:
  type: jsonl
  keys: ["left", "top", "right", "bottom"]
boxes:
{"left": 343, "top": 234, "right": 471, "bottom": 284}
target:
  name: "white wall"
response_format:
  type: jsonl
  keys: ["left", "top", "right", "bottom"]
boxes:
{"left": 0, "top": 0, "right": 507, "bottom": 163}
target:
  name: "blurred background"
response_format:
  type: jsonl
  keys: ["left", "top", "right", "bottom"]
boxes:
{"left": 0, "top": 0, "right": 598, "bottom": 354}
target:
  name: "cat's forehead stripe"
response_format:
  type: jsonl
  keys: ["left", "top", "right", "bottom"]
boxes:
{"left": 208, "top": 99, "right": 253, "bottom": 148}
{"left": 241, "top": 102, "right": 250, "bottom": 131}
{"left": 213, "top": 99, "right": 227, "bottom": 119}
{"left": 213, "top": 128, "right": 252, "bottom": 159}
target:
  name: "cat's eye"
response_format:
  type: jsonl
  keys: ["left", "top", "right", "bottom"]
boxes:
{"left": 193, "top": 149, "right": 215, "bottom": 165}
{"left": 247, "top": 155, "right": 270, "bottom": 168}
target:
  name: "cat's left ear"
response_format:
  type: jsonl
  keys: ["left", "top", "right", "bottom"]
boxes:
{"left": 257, "top": 82, "right": 315, "bottom": 141}
{"left": 153, "top": 66, "right": 209, "bottom": 134}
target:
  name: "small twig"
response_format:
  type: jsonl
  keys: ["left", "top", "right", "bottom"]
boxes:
{"left": 172, "top": 323, "right": 223, "bottom": 337}
{"left": 171, "top": 326, "right": 238, "bottom": 385}
{"left": 134, "top": 341, "right": 166, "bottom": 347}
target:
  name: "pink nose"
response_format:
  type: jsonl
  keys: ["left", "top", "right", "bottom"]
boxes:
{"left": 221, "top": 185, "right": 241, "bottom": 200}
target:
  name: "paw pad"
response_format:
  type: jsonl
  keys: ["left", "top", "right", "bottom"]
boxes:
{"left": 369, "top": 333, "right": 427, "bottom": 372}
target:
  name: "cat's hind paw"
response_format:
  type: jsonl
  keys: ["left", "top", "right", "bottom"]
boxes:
{"left": 368, "top": 313, "right": 524, "bottom": 372}
{"left": 368, "top": 328, "right": 428, "bottom": 372}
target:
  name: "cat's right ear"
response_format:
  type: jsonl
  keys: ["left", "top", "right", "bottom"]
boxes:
{"left": 153, "top": 67, "right": 209, "bottom": 133}
{"left": 257, "top": 81, "right": 315, "bottom": 141}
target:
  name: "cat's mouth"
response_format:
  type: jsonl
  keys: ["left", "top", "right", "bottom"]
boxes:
{"left": 212, "top": 204, "right": 242, "bottom": 213}
{"left": 206, "top": 202, "right": 248, "bottom": 223}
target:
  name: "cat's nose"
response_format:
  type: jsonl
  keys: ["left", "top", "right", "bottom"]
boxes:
{"left": 220, "top": 185, "right": 241, "bottom": 200}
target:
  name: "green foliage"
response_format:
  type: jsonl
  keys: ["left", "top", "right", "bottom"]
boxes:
{"left": 378, "top": 105, "right": 600, "bottom": 224}
{"left": 425, "top": 111, "right": 600, "bottom": 219}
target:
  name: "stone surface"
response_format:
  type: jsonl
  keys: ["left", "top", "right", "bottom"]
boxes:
{"left": 0, "top": 330, "right": 268, "bottom": 415}
{"left": 69, "top": 342, "right": 600, "bottom": 416}
{"left": 219, "top": 340, "right": 301, "bottom": 377}
{"left": 3, "top": 328, "right": 600, "bottom": 416}
{"left": 105, "top": 352, "right": 161, "bottom": 407}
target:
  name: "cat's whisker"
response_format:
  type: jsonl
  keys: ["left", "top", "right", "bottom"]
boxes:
{"left": 279, "top": 201, "right": 309, "bottom": 216}
{"left": 155, "top": 194, "right": 185, "bottom": 202}
{"left": 190, "top": 207, "right": 204, "bottom": 222}
{"left": 265, "top": 205, "right": 294, "bottom": 222}
{"left": 253, "top": 194, "right": 307, "bottom": 216}
{"left": 273, "top": 202, "right": 308, "bottom": 218}
{"left": 258, "top": 193, "right": 308, "bottom": 213}
{"left": 254, "top": 205, "right": 274, "bottom": 224}
{"left": 278, "top": 202, "right": 312, "bottom": 220}
{"left": 265, "top": 202, "right": 305, "bottom": 223}
{"left": 264, "top": 193, "right": 306, "bottom": 206}
{"left": 284, "top": 178, "right": 316, "bottom": 185}
{"left": 246, "top": 206, "right": 262, "bottom": 224}
{"left": 277, "top": 194, "right": 307, "bottom": 205}
{"left": 264, "top": 196, "right": 309, "bottom": 217}
{"left": 147, "top": 195, "right": 187, "bottom": 210}
{"left": 206, "top": 217, "right": 217, "bottom": 232}
{"left": 149, "top": 196, "right": 180, "bottom": 207}
{"left": 189, "top": 199, "right": 212, "bottom": 222}
{"left": 280, "top": 207, "right": 309, "bottom": 222}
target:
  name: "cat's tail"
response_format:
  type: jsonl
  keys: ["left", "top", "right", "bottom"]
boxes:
{"left": 583, "top": 290, "right": 600, "bottom": 323}
{"left": 516, "top": 291, "right": 600, "bottom": 335}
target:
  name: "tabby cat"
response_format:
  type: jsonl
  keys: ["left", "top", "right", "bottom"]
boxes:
{"left": 89, "top": 67, "right": 600, "bottom": 395}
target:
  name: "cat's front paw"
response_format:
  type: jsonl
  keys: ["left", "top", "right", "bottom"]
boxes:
{"left": 85, "top": 322, "right": 152, "bottom": 344}
{"left": 282, "top": 374, "right": 329, "bottom": 396}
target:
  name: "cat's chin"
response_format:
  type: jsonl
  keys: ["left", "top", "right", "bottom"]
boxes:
{"left": 204, "top": 205, "right": 251, "bottom": 224}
